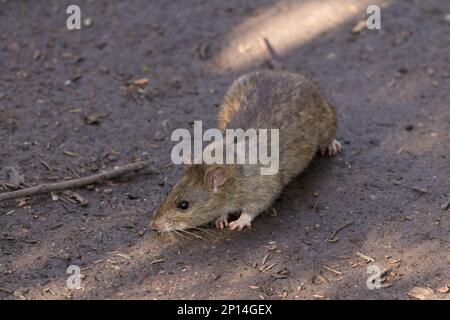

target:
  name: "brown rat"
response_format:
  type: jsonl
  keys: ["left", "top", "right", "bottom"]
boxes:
{"left": 151, "top": 68, "right": 341, "bottom": 233}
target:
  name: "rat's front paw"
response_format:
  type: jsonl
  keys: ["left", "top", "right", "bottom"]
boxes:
{"left": 215, "top": 214, "right": 229, "bottom": 229}
{"left": 321, "top": 139, "right": 342, "bottom": 156}
{"left": 328, "top": 139, "right": 342, "bottom": 155}
{"left": 229, "top": 215, "right": 252, "bottom": 231}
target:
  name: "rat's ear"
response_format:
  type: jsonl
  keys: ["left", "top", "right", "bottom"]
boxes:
{"left": 204, "top": 166, "right": 227, "bottom": 193}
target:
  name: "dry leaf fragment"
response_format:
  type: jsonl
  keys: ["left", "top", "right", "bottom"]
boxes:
{"left": 437, "top": 285, "right": 449, "bottom": 294}
{"left": 132, "top": 78, "right": 149, "bottom": 86}
{"left": 84, "top": 112, "right": 108, "bottom": 125}
{"left": 408, "top": 287, "right": 438, "bottom": 300}
{"left": 351, "top": 19, "right": 367, "bottom": 34}
{"left": 17, "top": 197, "right": 31, "bottom": 208}
{"left": 63, "top": 191, "right": 89, "bottom": 207}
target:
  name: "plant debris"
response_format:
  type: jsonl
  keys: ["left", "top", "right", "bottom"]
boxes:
{"left": 323, "top": 265, "right": 343, "bottom": 276}
{"left": 407, "top": 287, "right": 438, "bottom": 300}
{"left": 351, "top": 19, "right": 366, "bottom": 34}
{"left": 63, "top": 190, "right": 89, "bottom": 207}
{"left": 84, "top": 112, "right": 108, "bottom": 125}
{"left": 441, "top": 196, "right": 450, "bottom": 211}
{"left": 115, "top": 253, "right": 132, "bottom": 260}
{"left": 131, "top": 78, "right": 149, "bottom": 86}
{"left": 149, "top": 259, "right": 165, "bottom": 265}
{"left": 328, "top": 221, "right": 353, "bottom": 242}
{"left": 356, "top": 252, "right": 375, "bottom": 263}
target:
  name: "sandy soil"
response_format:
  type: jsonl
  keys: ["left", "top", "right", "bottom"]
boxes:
{"left": 0, "top": 0, "right": 449, "bottom": 299}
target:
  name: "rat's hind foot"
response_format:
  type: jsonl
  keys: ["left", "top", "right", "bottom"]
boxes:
{"left": 215, "top": 213, "right": 229, "bottom": 229}
{"left": 229, "top": 212, "right": 253, "bottom": 231}
{"left": 320, "top": 139, "right": 342, "bottom": 156}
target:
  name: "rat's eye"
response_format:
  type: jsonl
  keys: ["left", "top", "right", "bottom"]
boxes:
{"left": 177, "top": 200, "right": 190, "bottom": 211}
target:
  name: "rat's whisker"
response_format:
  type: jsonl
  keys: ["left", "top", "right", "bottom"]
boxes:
{"left": 173, "top": 229, "right": 191, "bottom": 241}
{"left": 177, "top": 228, "right": 204, "bottom": 240}
{"left": 189, "top": 226, "right": 215, "bottom": 236}
{"left": 167, "top": 230, "right": 176, "bottom": 241}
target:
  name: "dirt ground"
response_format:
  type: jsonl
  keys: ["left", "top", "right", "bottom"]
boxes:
{"left": 0, "top": 0, "right": 449, "bottom": 300}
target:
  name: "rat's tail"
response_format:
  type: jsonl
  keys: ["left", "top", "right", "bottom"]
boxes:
{"left": 259, "top": 37, "right": 285, "bottom": 70}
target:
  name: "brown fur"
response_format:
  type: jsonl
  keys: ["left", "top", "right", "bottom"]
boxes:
{"left": 152, "top": 70, "right": 338, "bottom": 232}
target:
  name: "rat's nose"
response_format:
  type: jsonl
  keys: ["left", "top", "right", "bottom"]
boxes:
{"left": 150, "top": 219, "right": 162, "bottom": 232}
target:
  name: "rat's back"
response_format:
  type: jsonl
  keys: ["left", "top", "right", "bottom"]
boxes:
{"left": 217, "top": 70, "right": 338, "bottom": 184}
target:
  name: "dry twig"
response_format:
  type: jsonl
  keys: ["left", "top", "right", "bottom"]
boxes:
{"left": 0, "top": 161, "right": 152, "bottom": 201}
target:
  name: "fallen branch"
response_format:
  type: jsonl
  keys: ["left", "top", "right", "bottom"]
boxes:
{"left": 0, "top": 161, "right": 152, "bottom": 202}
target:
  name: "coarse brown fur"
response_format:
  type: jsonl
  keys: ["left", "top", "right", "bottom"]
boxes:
{"left": 151, "top": 69, "right": 339, "bottom": 233}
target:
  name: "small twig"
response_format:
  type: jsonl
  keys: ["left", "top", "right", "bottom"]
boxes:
{"left": 328, "top": 221, "right": 353, "bottom": 242}
{"left": 259, "top": 37, "right": 285, "bottom": 70}
{"left": 40, "top": 160, "right": 53, "bottom": 173}
{"left": 323, "top": 265, "right": 343, "bottom": 276}
{"left": 391, "top": 180, "right": 428, "bottom": 193}
{"left": 441, "top": 196, "right": 450, "bottom": 211}
{"left": 356, "top": 251, "right": 375, "bottom": 263}
{"left": 0, "top": 161, "right": 152, "bottom": 202}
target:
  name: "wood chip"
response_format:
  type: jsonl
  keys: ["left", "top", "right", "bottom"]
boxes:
{"left": 261, "top": 263, "right": 276, "bottom": 273}
{"left": 312, "top": 274, "right": 328, "bottom": 284}
{"left": 131, "top": 78, "right": 149, "bottom": 86}
{"left": 356, "top": 252, "right": 375, "bottom": 263}
{"left": 63, "top": 150, "right": 78, "bottom": 157}
{"left": 115, "top": 253, "right": 132, "bottom": 260}
{"left": 323, "top": 265, "right": 343, "bottom": 276}
{"left": 149, "top": 259, "right": 165, "bottom": 265}
{"left": 261, "top": 253, "right": 270, "bottom": 265}
{"left": 351, "top": 19, "right": 366, "bottom": 34}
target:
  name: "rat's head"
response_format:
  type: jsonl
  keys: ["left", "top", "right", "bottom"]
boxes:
{"left": 151, "top": 164, "right": 235, "bottom": 233}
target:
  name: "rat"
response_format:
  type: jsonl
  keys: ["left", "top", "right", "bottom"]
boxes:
{"left": 151, "top": 40, "right": 341, "bottom": 233}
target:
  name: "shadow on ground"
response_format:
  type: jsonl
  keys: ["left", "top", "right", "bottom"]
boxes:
{"left": 0, "top": 0, "right": 449, "bottom": 299}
